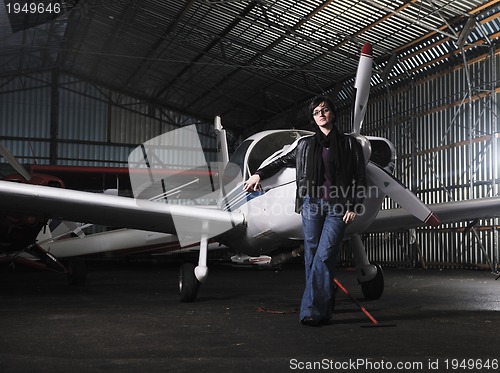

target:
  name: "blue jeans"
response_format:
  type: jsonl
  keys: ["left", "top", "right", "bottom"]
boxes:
{"left": 300, "top": 196, "right": 346, "bottom": 321}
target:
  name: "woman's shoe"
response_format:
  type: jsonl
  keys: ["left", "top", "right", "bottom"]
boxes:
{"left": 301, "top": 317, "right": 321, "bottom": 327}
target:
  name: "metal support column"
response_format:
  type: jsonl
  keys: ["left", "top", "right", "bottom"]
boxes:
{"left": 49, "top": 69, "right": 59, "bottom": 165}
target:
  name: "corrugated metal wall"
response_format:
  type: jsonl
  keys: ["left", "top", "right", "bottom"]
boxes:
{"left": 360, "top": 48, "right": 500, "bottom": 270}
{"left": 0, "top": 73, "right": 52, "bottom": 164}
{"left": 0, "top": 72, "right": 217, "bottom": 170}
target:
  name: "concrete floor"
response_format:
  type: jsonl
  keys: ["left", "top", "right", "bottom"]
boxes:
{"left": 0, "top": 261, "right": 499, "bottom": 372}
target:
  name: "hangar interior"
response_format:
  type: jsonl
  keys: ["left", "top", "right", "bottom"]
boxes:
{"left": 1, "top": 0, "right": 500, "bottom": 271}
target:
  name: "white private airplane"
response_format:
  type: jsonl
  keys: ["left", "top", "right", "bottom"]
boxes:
{"left": 1, "top": 43, "right": 500, "bottom": 302}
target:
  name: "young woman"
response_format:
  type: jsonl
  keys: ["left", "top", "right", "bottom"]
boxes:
{"left": 243, "top": 96, "right": 366, "bottom": 326}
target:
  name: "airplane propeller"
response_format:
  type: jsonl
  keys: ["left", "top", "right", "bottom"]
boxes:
{"left": 351, "top": 42, "right": 440, "bottom": 227}
{"left": 352, "top": 42, "right": 373, "bottom": 135}
{"left": 367, "top": 163, "right": 439, "bottom": 226}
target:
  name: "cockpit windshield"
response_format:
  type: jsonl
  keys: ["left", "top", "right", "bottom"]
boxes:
{"left": 221, "top": 139, "right": 252, "bottom": 189}
{"left": 224, "top": 130, "right": 311, "bottom": 186}
{"left": 228, "top": 139, "right": 252, "bottom": 176}
{"left": 247, "top": 130, "right": 311, "bottom": 175}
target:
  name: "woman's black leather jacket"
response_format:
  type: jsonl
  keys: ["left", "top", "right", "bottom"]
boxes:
{"left": 255, "top": 133, "right": 367, "bottom": 214}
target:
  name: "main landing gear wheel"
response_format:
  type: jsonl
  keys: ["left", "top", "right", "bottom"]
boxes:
{"left": 360, "top": 263, "right": 384, "bottom": 300}
{"left": 179, "top": 262, "right": 200, "bottom": 302}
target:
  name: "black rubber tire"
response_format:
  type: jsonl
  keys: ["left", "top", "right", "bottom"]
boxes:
{"left": 179, "top": 262, "right": 199, "bottom": 302}
{"left": 360, "top": 263, "right": 384, "bottom": 300}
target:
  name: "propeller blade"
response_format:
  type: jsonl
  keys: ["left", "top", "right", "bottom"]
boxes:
{"left": 352, "top": 42, "right": 373, "bottom": 134}
{"left": 367, "top": 162, "right": 440, "bottom": 226}
{"left": 0, "top": 143, "right": 31, "bottom": 181}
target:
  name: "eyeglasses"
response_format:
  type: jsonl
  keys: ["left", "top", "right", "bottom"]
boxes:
{"left": 312, "top": 108, "right": 331, "bottom": 117}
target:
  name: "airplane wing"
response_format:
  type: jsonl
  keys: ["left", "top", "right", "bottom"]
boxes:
{"left": 367, "top": 196, "right": 500, "bottom": 232}
{"left": 0, "top": 180, "right": 245, "bottom": 244}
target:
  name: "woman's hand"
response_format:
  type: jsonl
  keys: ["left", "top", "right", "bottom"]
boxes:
{"left": 343, "top": 211, "right": 357, "bottom": 224}
{"left": 243, "top": 174, "right": 261, "bottom": 192}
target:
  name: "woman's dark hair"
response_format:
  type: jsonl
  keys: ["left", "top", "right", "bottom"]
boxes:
{"left": 308, "top": 95, "right": 336, "bottom": 128}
